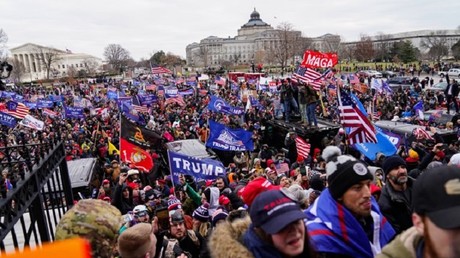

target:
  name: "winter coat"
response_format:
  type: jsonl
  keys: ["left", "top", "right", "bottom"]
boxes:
{"left": 376, "top": 227, "right": 422, "bottom": 258}
{"left": 208, "top": 216, "right": 254, "bottom": 258}
{"left": 378, "top": 178, "right": 415, "bottom": 234}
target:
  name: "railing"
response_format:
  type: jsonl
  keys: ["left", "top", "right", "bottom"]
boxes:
{"left": 0, "top": 127, "right": 73, "bottom": 254}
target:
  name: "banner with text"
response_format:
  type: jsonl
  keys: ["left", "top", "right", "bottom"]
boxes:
{"left": 301, "top": 50, "right": 338, "bottom": 68}
{"left": 208, "top": 95, "right": 245, "bottom": 116}
{"left": 206, "top": 120, "right": 254, "bottom": 151}
{"left": 168, "top": 150, "right": 226, "bottom": 183}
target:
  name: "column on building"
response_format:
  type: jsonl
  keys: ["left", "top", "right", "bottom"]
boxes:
{"left": 35, "top": 53, "right": 42, "bottom": 72}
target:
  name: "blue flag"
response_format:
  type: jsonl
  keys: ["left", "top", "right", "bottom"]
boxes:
{"left": 208, "top": 95, "right": 245, "bottom": 116}
{"left": 168, "top": 150, "right": 226, "bottom": 184}
{"left": 348, "top": 93, "right": 397, "bottom": 159}
{"left": 206, "top": 120, "right": 254, "bottom": 151}
{"left": 6, "top": 101, "right": 18, "bottom": 111}
{"left": 0, "top": 112, "right": 17, "bottom": 128}
{"left": 64, "top": 106, "right": 85, "bottom": 119}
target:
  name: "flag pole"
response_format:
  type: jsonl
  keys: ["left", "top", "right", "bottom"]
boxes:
{"left": 167, "top": 150, "right": 178, "bottom": 198}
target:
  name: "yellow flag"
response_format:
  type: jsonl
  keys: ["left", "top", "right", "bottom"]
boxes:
{"left": 108, "top": 140, "right": 120, "bottom": 155}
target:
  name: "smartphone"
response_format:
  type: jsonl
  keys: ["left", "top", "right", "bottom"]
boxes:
{"left": 156, "top": 207, "right": 169, "bottom": 232}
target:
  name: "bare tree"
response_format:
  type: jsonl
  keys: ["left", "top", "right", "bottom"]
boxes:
{"left": 8, "top": 57, "right": 25, "bottom": 82}
{"left": 420, "top": 31, "right": 449, "bottom": 62}
{"left": 338, "top": 44, "right": 356, "bottom": 62}
{"left": 103, "top": 44, "right": 131, "bottom": 73}
{"left": 321, "top": 34, "right": 342, "bottom": 53}
{"left": 83, "top": 57, "right": 100, "bottom": 76}
{"left": 35, "top": 46, "right": 63, "bottom": 79}
{"left": 355, "top": 35, "right": 375, "bottom": 62}
{"left": 0, "top": 29, "right": 7, "bottom": 59}
{"left": 374, "top": 33, "right": 392, "bottom": 61}
{"left": 194, "top": 45, "right": 210, "bottom": 67}
{"left": 268, "top": 22, "right": 302, "bottom": 71}
{"left": 67, "top": 66, "right": 78, "bottom": 78}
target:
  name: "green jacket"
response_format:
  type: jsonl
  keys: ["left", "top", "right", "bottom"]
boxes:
{"left": 376, "top": 227, "right": 423, "bottom": 258}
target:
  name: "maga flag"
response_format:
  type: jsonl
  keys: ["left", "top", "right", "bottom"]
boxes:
{"left": 301, "top": 50, "right": 338, "bottom": 68}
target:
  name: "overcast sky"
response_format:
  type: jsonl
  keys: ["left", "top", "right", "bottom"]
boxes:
{"left": 2, "top": 0, "right": 459, "bottom": 61}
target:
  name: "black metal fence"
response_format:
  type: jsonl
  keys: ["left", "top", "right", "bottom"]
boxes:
{"left": 0, "top": 129, "right": 73, "bottom": 254}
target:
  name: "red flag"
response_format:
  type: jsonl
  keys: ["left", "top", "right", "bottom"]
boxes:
{"left": 301, "top": 50, "right": 338, "bottom": 68}
{"left": 151, "top": 65, "right": 171, "bottom": 74}
{"left": 120, "top": 138, "right": 154, "bottom": 172}
{"left": 295, "top": 136, "right": 311, "bottom": 158}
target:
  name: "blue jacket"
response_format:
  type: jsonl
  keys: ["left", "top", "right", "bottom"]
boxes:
{"left": 305, "top": 189, "right": 395, "bottom": 258}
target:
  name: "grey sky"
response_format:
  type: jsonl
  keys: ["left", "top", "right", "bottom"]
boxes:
{"left": 2, "top": 0, "right": 459, "bottom": 61}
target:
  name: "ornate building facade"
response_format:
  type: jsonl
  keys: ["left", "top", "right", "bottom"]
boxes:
{"left": 186, "top": 9, "right": 336, "bottom": 68}
{"left": 9, "top": 43, "right": 102, "bottom": 82}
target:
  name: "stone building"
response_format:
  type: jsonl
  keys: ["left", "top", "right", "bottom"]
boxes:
{"left": 9, "top": 43, "right": 102, "bottom": 82}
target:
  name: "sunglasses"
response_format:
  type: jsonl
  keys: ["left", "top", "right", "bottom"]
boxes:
{"left": 134, "top": 211, "right": 148, "bottom": 218}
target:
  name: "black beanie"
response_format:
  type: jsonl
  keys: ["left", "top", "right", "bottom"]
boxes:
{"left": 382, "top": 155, "right": 406, "bottom": 177}
{"left": 322, "top": 146, "right": 373, "bottom": 199}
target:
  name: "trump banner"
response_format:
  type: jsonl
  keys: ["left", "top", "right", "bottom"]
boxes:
{"left": 206, "top": 120, "right": 254, "bottom": 151}
{"left": 64, "top": 106, "right": 85, "bottom": 119}
{"left": 0, "top": 112, "right": 17, "bottom": 128}
{"left": 301, "top": 50, "right": 338, "bottom": 69}
{"left": 208, "top": 95, "right": 245, "bottom": 116}
{"left": 168, "top": 150, "right": 226, "bottom": 183}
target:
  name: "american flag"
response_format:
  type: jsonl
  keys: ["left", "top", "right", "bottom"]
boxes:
{"left": 292, "top": 66, "right": 323, "bottom": 91}
{"left": 43, "top": 108, "right": 58, "bottom": 117}
{"left": 215, "top": 76, "right": 226, "bottom": 86}
{"left": 413, "top": 127, "right": 434, "bottom": 141}
{"left": 3, "top": 102, "right": 30, "bottom": 119}
{"left": 372, "top": 111, "right": 381, "bottom": 121}
{"left": 132, "top": 104, "right": 149, "bottom": 113}
{"left": 338, "top": 89, "right": 377, "bottom": 144}
{"left": 348, "top": 74, "right": 360, "bottom": 85}
{"left": 151, "top": 65, "right": 172, "bottom": 74}
{"left": 295, "top": 136, "right": 311, "bottom": 158}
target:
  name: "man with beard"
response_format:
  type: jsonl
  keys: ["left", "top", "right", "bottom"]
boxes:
{"left": 377, "top": 165, "right": 460, "bottom": 258}
{"left": 379, "top": 155, "right": 414, "bottom": 234}
{"left": 305, "top": 146, "right": 395, "bottom": 257}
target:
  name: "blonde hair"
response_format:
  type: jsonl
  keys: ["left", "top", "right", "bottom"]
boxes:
{"left": 118, "top": 223, "right": 155, "bottom": 258}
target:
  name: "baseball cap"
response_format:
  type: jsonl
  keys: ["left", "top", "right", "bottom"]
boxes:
{"left": 102, "top": 179, "right": 110, "bottom": 185}
{"left": 250, "top": 190, "right": 307, "bottom": 234}
{"left": 412, "top": 165, "right": 460, "bottom": 229}
{"left": 238, "top": 177, "right": 280, "bottom": 207}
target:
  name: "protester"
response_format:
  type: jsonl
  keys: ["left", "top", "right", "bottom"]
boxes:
{"left": 378, "top": 165, "right": 460, "bottom": 258}
{"left": 118, "top": 223, "right": 157, "bottom": 258}
{"left": 55, "top": 199, "right": 123, "bottom": 258}
{"left": 305, "top": 146, "right": 395, "bottom": 257}
{"left": 379, "top": 155, "right": 414, "bottom": 234}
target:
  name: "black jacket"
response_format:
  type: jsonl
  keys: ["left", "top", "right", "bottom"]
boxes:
{"left": 378, "top": 178, "right": 415, "bottom": 234}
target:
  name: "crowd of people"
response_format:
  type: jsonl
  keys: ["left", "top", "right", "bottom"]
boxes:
{"left": 2, "top": 66, "right": 460, "bottom": 258}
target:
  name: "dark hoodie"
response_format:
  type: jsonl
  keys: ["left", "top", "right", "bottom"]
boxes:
{"left": 111, "top": 183, "right": 134, "bottom": 215}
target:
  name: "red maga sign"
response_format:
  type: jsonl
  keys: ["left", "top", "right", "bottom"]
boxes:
{"left": 301, "top": 50, "right": 338, "bottom": 68}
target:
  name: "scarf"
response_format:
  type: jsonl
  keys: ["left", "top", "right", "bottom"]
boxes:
{"left": 305, "top": 189, "right": 395, "bottom": 258}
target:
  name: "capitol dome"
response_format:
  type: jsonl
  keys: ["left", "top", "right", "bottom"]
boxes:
{"left": 242, "top": 8, "right": 269, "bottom": 27}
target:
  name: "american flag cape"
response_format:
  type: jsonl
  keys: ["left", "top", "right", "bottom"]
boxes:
{"left": 413, "top": 127, "right": 434, "bottom": 141}
{"left": 338, "top": 89, "right": 377, "bottom": 144}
